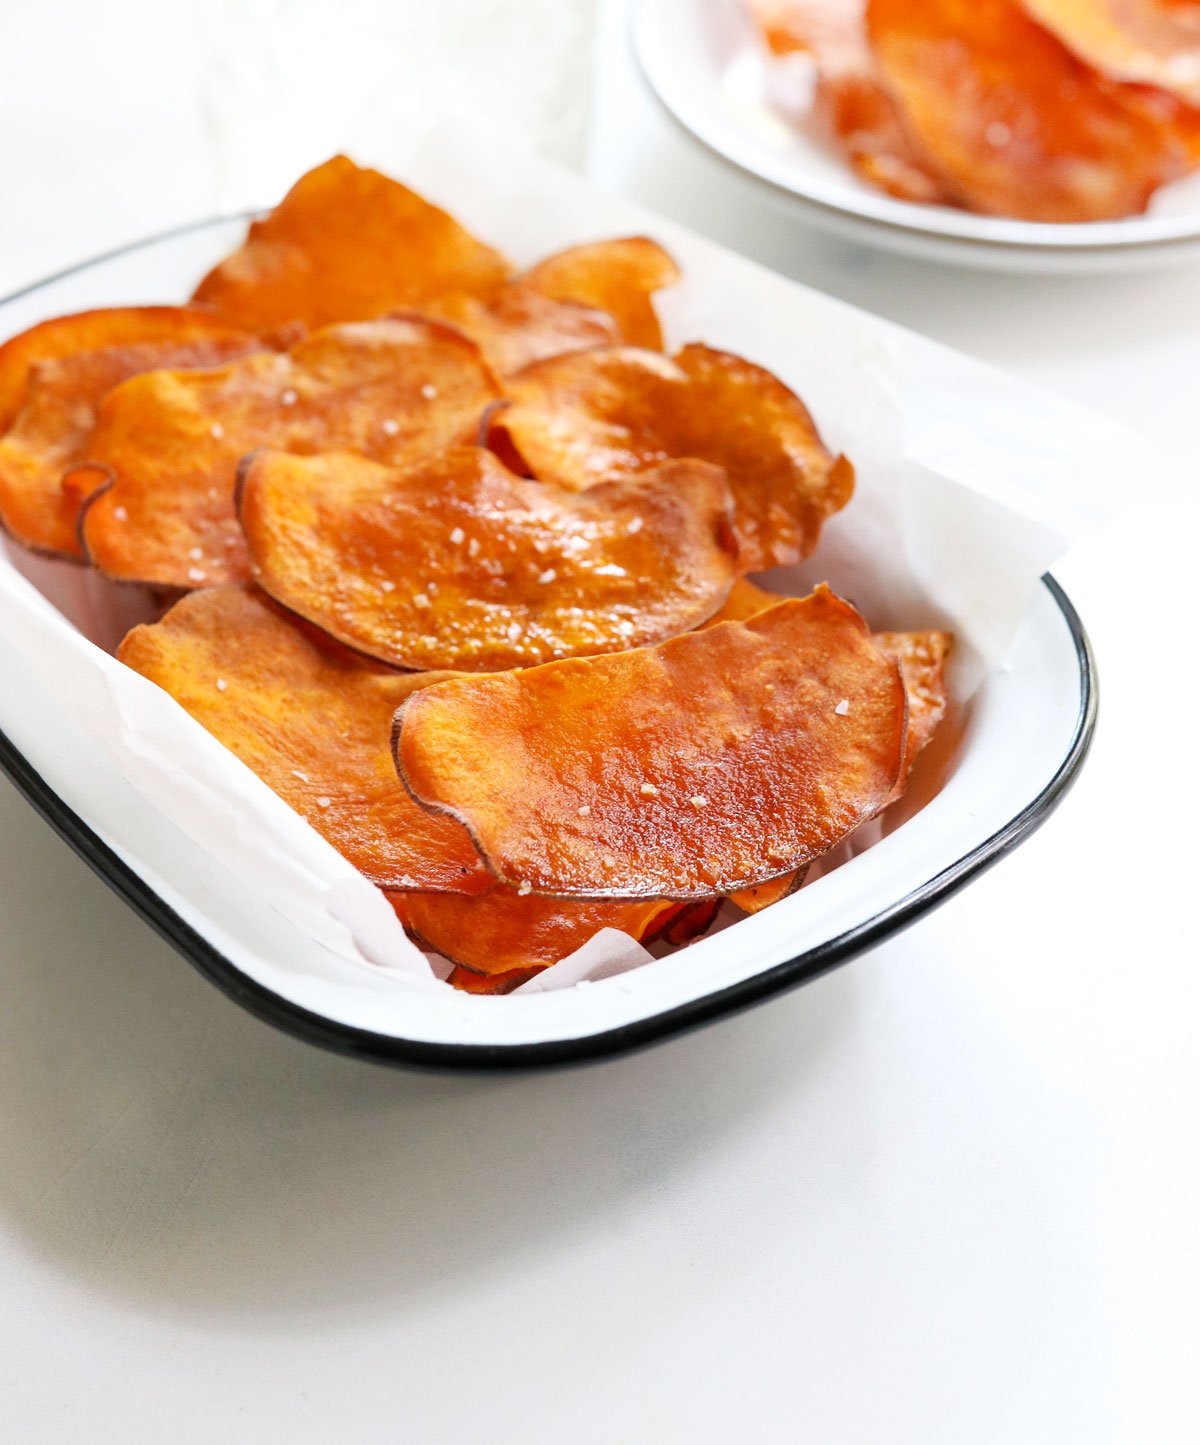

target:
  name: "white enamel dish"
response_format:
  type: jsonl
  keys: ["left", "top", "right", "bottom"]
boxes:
{"left": 0, "top": 205, "right": 1096, "bottom": 1070}
{"left": 635, "top": 0, "right": 1200, "bottom": 274}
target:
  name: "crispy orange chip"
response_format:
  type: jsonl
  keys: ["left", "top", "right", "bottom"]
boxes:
{"left": 393, "top": 888, "right": 681, "bottom": 982}
{"left": 116, "top": 585, "right": 490, "bottom": 893}
{"left": 709, "top": 590, "right": 951, "bottom": 911}
{"left": 239, "top": 446, "right": 738, "bottom": 671}
{"left": 192, "top": 155, "right": 511, "bottom": 330}
{"left": 875, "top": 628, "right": 950, "bottom": 801}
{"left": 866, "top": 0, "right": 1189, "bottom": 221}
{"left": 704, "top": 577, "right": 781, "bottom": 626}
{"left": 77, "top": 317, "right": 498, "bottom": 588}
{"left": 749, "top": 1, "right": 954, "bottom": 204}
{"left": 416, "top": 285, "right": 620, "bottom": 377}
{"left": 729, "top": 868, "right": 810, "bottom": 915}
{"left": 0, "top": 316, "right": 269, "bottom": 559}
{"left": 394, "top": 587, "right": 907, "bottom": 900}
{"left": 647, "top": 898, "right": 723, "bottom": 944}
{"left": 1021, "top": 0, "right": 1200, "bottom": 107}
{"left": 444, "top": 965, "right": 543, "bottom": 996}
{"left": 495, "top": 344, "right": 853, "bottom": 573}
{"left": 730, "top": 627, "right": 949, "bottom": 912}
{"left": 0, "top": 306, "right": 264, "bottom": 431}
{"left": 521, "top": 237, "right": 680, "bottom": 351}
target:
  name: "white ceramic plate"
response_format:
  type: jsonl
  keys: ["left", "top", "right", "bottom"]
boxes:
{"left": 0, "top": 159, "right": 1099, "bottom": 1068}
{"left": 635, "top": 0, "right": 1200, "bottom": 273}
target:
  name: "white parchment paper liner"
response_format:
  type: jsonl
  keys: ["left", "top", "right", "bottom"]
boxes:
{"left": 0, "top": 117, "right": 1142, "bottom": 998}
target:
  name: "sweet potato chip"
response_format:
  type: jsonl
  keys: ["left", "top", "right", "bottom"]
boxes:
{"left": 521, "top": 237, "right": 680, "bottom": 350}
{"left": 239, "top": 446, "right": 738, "bottom": 671}
{"left": 648, "top": 898, "right": 723, "bottom": 944}
{"left": 706, "top": 579, "right": 950, "bottom": 799}
{"left": 0, "top": 306, "right": 263, "bottom": 431}
{"left": 0, "top": 323, "right": 269, "bottom": 559}
{"left": 191, "top": 155, "right": 511, "bottom": 330}
{"left": 729, "top": 868, "right": 810, "bottom": 915}
{"left": 393, "top": 888, "right": 680, "bottom": 982}
{"left": 866, "top": 0, "right": 1190, "bottom": 221}
{"left": 875, "top": 628, "right": 950, "bottom": 800}
{"left": 749, "top": 1, "right": 954, "bottom": 204}
{"left": 1021, "top": 0, "right": 1200, "bottom": 106}
{"left": 394, "top": 587, "right": 907, "bottom": 899}
{"left": 116, "top": 585, "right": 489, "bottom": 893}
{"left": 494, "top": 344, "right": 853, "bottom": 573}
{"left": 709, "top": 596, "right": 950, "bottom": 909}
{"left": 704, "top": 578, "right": 781, "bottom": 626}
{"left": 78, "top": 317, "right": 498, "bottom": 588}
{"left": 415, "top": 286, "right": 620, "bottom": 377}
{"left": 444, "top": 965, "right": 542, "bottom": 996}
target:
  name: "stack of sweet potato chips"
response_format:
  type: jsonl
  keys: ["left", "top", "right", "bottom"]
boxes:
{"left": 0, "top": 157, "right": 949, "bottom": 992}
{"left": 750, "top": 0, "right": 1200, "bottom": 220}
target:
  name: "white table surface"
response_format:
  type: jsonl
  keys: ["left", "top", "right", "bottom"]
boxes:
{"left": 1, "top": 3, "right": 1198, "bottom": 1440}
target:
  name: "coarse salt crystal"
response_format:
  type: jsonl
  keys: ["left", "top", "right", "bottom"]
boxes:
{"left": 517, "top": 880, "right": 532, "bottom": 897}
{"left": 834, "top": 698, "right": 850, "bottom": 716}
{"left": 187, "top": 566, "right": 207, "bottom": 583}
{"left": 413, "top": 592, "right": 430, "bottom": 609}
{"left": 538, "top": 568, "right": 557, "bottom": 585}
{"left": 209, "top": 422, "right": 224, "bottom": 440}
{"left": 449, "top": 526, "right": 465, "bottom": 545}
{"left": 640, "top": 783, "right": 658, "bottom": 796}
{"left": 380, "top": 579, "right": 396, "bottom": 593}
{"left": 381, "top": 417, "right": 400, "bottom": 437}
{"left": 468, "top": 537, "right": 480, "bottom": 557}
{"left": 421, "top": 383, "right": 438, "bottom": 400}
{"left": 280, "top": 388, "right": 298, "bottom": 406}
{"left": 577, "top": 804, "right": 591, "bottom": 817}
{"left": 689, "top": 795, "right": 708, "bottom": 809}
{"left": 188, "top": 546, "right": 203, "bottom": 561}
{"left": 626, "top": 516, "right": 643, "bottom": 535}
{"left": 215, "top": 678, "right": 227, "bottom": 692}
{"left": 291, "top": 769, "right": 310, "bottom": 783}
{"left": 113, "top": 506, "right": 127, "bottom": 521}
{"left": 316, "top": 796, "right": 332, "bottom": 809}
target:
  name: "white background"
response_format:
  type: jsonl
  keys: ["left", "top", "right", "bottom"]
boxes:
{"left": 1, "top": 1, "right": 1197, "bottom": 1440}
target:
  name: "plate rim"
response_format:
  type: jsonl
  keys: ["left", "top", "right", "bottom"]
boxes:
{"left": 632, "top": 0, "right": 1200, "bottom": 258}
{"left": 0, "top": 219, "right": 1098, "bottom": 1072}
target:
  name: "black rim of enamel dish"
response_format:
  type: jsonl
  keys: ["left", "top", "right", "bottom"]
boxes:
{"left": 0, "top": 221, "right": 1099, "bottom": 1072}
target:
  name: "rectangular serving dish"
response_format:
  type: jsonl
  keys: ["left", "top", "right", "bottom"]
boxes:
{"left": 0, "top": 142, "right": 1102, "bottom": 1068}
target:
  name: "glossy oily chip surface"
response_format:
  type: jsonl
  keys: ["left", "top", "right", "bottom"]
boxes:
{"left": 520, "top": 237, "right": 680, "bottom": 350}
{"left": 496, "top": 344, "right": 853, "bottom": 573}
{"left": 395, "top": 588, "right": 907, "bottom": 899}
{"left": 0, "top": 305, "right": 265, "bottom": 431}
{"left": 78, "top": 317, "right": 498, "bottom": 588}
{"left": 875, "top": 628, "right": 951, "bottom": 799}
{"left": 116, "top": 586, "right": 490, "bottom": 893}
{"left": 1021, "top": 0, "right": 1200, "bottom": 106}
{"left": 239, "top": 446, "right": 739, "bottom": 670}
{"left": 0, "top": 325, "right": 269, "bottom": 559}
{"left": 393, "top": 888, "right": 680, "bottom": 981}
{"left": 703, "top": 577, "right": 781, "bottom": 626}
{"left": 444, "top": 964, "right": 543, "bottom": 996}
{"left": 729, "top": 867, "right": 809, "bottom": 915}
{"left": 192, "top": 155, "right": 511, "bottom": 329}
{"left": 416, "top": 285, "right": 620, "bottom": 377}
{"left": 750, "top": 1, "right": 955, "bottom": 204}
{"left": 866, "top": 0, "right": 1189, "bottom": 221}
